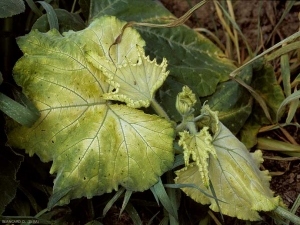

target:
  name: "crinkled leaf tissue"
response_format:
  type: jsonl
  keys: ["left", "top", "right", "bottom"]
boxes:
{"left": 8, "top": 13, "right": 281, "bottom": 221}
{"left": 7, "top": 16, "right": 174, "bottom": 204}
{"left": 175, "top": 99, "right": 281, "bottom": 221}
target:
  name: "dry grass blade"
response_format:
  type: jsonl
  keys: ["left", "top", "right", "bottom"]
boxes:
{"left": 226, "top": 0, "right": 240, "bottom": 64}
{"left": 257, "top": 137, "right": 300, "bottom": 157}
{"left": 193, "top": 28, "right": 226, "bottom": 52}
{"left": 266, "top": 41, "right": 300, "bottom": 61}
{"left": 133, "top": 0, "right": 207, "bottom": 28}
{"left": 230, "top": 31, "right": 300, "bottom": 77}
{"left": 266, "top": 1, "right": 296, "bottom": 44}
{"left": 214, "top": 1, "right": 252, "bottom": 60}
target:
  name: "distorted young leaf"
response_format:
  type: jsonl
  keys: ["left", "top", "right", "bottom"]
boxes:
{"left": 89, "top": 0, "right": 237, "bottom": 122}
{"left": 178, "top": 128, "right": 216, "bottom": 187}
{"left": 87, "top": 46, "right": 169, "bottom": 108}
{"left": 176, "top": 86, "right": 197, "bottom": 116}
{"left": 175, "top": 122, "right": 280, "bottom": 221}
{"left": 7, "top": 16, "right": 174, "bottom": 205}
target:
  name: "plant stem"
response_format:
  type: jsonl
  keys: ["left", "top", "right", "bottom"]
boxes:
{"left": 273, "top": 206, "right": 300, "bottom": 224}
{"left": 186, "top": 121, "right": 197, "bottom": 135}
{"left": 151, "top": 98, "right": 170, "bottom": 121}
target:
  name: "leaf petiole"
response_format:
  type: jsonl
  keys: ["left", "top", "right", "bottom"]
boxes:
{"left": 150, "top": 98, "right": 170, "bottom": 121}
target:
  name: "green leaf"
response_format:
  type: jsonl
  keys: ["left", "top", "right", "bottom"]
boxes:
{"left": 120, "top": 190, "right": 132, "bottom": 216}
{"left": 175, "top": 122, "right": 280, "bottom": 221}
{"left": 32, "top": 9, "right": 86, "bottom": 33}
{"left": 8, "top": 16, "right": 174, "bottom": 205}
{"left": 0, "top": 92, "right": 40, "bottom": 127}
{"left": 37, "top": 1, "right": 59, "bottom": 30}
{"left": 89, "top": 0, "right": 237, "bottom": 122}
{"left": 203, "top": 65, "right": 253, "bottom": 134}
{"left": 0, "top": 149, "right": 23, "bottom": 214}
{"left": 151, "top": 178, "right": 178, "bottom": 220}
{"left": 0, "top": 0, "right": 25, "bottom": 18}
{"left": 124, "top": 202, "right": 143, "bottom": 225}
{"left": 240, "top": 63, "right": 285, "bottom": 148}
{"left": 276, "top": 90, "right": 300, "bottom": 123}
{"left": 103, "top": 187, "right": 125, "bottom": 216}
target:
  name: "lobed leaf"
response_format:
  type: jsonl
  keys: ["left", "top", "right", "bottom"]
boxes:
{"left": 175, "top": 122, "right": 280, "bottom": 221}
{"left": 8, "top": 16, "right": 174, "bottom": 204}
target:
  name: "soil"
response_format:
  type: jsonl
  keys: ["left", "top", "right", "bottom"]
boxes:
{"left": 160, "top": 0, "right": 300, "bottom": 222}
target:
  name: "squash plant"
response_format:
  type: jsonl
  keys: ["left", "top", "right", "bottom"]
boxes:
{"left": 2, "top": 0, "right": 299, "bottom": 224}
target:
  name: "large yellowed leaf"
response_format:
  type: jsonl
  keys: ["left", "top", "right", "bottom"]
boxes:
{"left": 7, "top": 15, "right": 174, "bottom": 204}
{"left": 175, "top": 122, "right": 280, "bottom": 221}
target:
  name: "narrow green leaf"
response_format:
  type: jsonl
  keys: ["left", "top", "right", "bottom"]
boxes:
{"left": 266, "top": 41, "right": 300, "bottom": 61}
{"left": 158, "top": 216, "right": 169, "bottom": 225}
{"left": 281, "top": 54, "right": 291, "bottom": 97}
{"left": 166, "top": 172, "right": 180, "bottom": 225}
{"left": 286, "top": 95, "right": 299, "bottom": 124}
{"left": 276, "top": 90, "right": 300, "bottom": 122}
{"left": 103, "top": 187, "right": 125, "bottom": 216}
{"left": 163, "top": 184, "right": 219, "bottom": 201}
{"left": 290, "top": 194, "right": 300, "bottom": 215}
{"left": 0, "top": 0, "right": 25, "bottom": 18}
{"left": 152, "top": 178, "right": 178, "bottom": 220}
{"left": 0, "top": 92, "right": 40, "bottom": 127}
{"left": 274, "top": 206, "right": 300, "bottom": 225}
{"left": 124, "top": 202, "right": 142, "bottom": 225}
{"left": 150, "top": 187, "right": 159, "bottom": 206}
{"left": 147, "top": 211, "right": 160, "bottom": 225}
{"left": 120, "top": 190, "right": 133, "bottom": 216}
{"left": 12, "top": 88, "right": 40, "bottom": 117}
{"left": 37, "top": 1, "right": 59, "bottom": 30}
{"left": 32, "top": 9, "right": 86, "bottom": 33}
{"left": 47, "top": 185, "right": 78, "bottom": 210}
{"left": 25, "top": 0, "right": 43, "bottom": 16}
